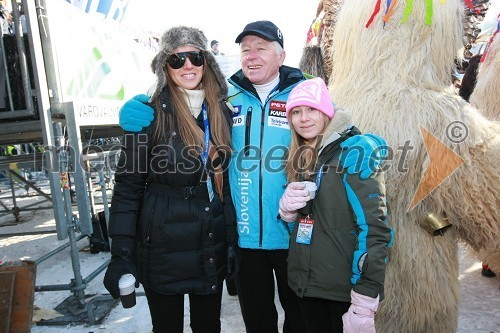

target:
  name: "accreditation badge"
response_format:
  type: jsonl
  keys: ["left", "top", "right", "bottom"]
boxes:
{"left": 296, "top": 216, "right": 314, "bottom": 244}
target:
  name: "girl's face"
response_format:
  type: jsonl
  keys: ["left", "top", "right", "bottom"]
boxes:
{"left": 290, "top": 106, "right": 328, "bottom": 144}
{"left": 166, "top": 46, "right": 204, "bottom": 90}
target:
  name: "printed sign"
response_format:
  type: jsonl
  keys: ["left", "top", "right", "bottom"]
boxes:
{"left": 46, "top": 0, "right": 156, "bottom": 120}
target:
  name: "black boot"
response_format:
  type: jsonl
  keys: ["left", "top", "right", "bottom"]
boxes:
{"left": 225, "top": 278, "right": 238, "bottom": 296}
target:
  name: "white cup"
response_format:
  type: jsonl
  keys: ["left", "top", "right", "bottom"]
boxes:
{"left": 119, "top": 274, "right": 136, "bottom": 308}
{"left": 302, "top": 181, "right": 317, "bottom": 199}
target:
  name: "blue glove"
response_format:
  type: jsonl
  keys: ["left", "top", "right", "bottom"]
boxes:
{"left": 119, "top": 94, "right": 154, "bottom": 132}
{"left": 339, "top": 133, "right": 388, "bottom": 179}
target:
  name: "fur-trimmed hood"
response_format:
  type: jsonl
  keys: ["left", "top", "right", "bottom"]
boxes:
{"left": 150, "top": 26, "right": 228, "bottom": 101}
{"left": 319, "top": 105, "right": 353, "bottom": 151}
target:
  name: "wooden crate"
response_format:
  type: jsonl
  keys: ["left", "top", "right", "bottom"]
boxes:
{"left": 0, "top": 271, "right": 16, "bottom": 333}
{"left": 0, "top": 261, "right": 36, "bottom": 333}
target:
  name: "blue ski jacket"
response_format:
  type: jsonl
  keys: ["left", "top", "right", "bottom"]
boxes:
{"left": 227, "top": 65, "right": 306, "bottom": 249}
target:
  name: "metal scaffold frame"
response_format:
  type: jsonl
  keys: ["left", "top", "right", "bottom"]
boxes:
{"left": 0, "top": 0, "right": 128, "bottom": 325}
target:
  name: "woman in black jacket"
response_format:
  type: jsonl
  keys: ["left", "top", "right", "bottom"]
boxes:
{"left": 103, "top": 26, "right": 238, "bottom": 333}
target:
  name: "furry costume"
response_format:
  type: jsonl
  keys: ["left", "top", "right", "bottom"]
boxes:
{"left": 299, "top": 0, "right": 344, "bottom": 82}
{"left": 300, "top": 0, "right": 491, "bottom": 77}
{"left": 469, "top": 33, "right": 500, "bottom": 120}
{"left": 458, "top": 54, "right": 482, "bottom": 102}
{"left": 317, "top": 0, "right": 500, "bottom": 332}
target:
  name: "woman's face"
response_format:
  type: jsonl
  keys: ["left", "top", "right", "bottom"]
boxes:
{"left": 166, "top": 46, "right": 204, "bottom": 90}
{"left": 290, "top": 106, "right": 328, "bottom": 144}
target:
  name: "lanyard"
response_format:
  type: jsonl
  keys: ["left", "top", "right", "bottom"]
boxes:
{"left": 314, "top": 134, "right": 349, "bottom": 190}
{"left": 200, "top": 102, "right": 210, "bottom": 171}
{"left": 315, "top": 165, "right": 324, "bottom": 190}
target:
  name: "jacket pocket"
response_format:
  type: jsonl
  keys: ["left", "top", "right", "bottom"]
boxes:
{"left": 244, "top": 107, "right": 253, "bottom": 156}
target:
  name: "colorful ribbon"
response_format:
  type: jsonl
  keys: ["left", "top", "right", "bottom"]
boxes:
{"left": 480, "top": 14, "right": 500, "bottom": 63}
{"left": 366, "top": 0, "right": 383, "bottom": 28}
{"left": 401, "top": 0, "right": 414, "bottom": 23}
{"left": 383, "top": 0, "right": 399, "bottom": 23}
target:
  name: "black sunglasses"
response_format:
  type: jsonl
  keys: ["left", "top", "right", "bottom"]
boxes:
{"left": 166, "top": 51, "right": 204, "bottom": 69}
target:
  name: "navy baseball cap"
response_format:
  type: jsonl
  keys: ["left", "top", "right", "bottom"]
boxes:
{"left": 235, "top": 20, "right": 284, "bottom": 48}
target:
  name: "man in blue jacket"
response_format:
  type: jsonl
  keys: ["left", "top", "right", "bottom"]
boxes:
{"left": 226, "top": 21, "right": 308, "bottom": 333}
{"left": 118, "top": 20, "right": 386, "bottom": 333}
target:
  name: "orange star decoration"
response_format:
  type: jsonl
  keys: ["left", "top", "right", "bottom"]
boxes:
{"left": 409, "top": 126, "right": 464, "bottom": 210}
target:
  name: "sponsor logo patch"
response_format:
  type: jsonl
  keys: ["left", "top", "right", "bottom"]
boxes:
{"left": 233, "top": 115, "right": 245, "bottom": 127}
{"left": 231, "top": 105, "right": 242, "bottom": 116}
{"left": 268, "top": 100, "right": 289, "bottom": 129}
{"left": 270, "top": 100, "right": 286, "bottom": 112}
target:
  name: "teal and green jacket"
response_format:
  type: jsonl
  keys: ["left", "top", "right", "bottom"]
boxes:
{"left": 227, "top": 65, "right": 306, "bottom": 249}
{"left": 287, "top": 129, "right": 393, "bottom": 301}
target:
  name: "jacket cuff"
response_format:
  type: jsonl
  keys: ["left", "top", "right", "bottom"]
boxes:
{"left": 279, "top": 208, "right": 298, "bottom": 223}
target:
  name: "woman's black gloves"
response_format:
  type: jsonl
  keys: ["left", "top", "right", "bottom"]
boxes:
{"left": 103, "top": 236, "right": 139, "bottom": 299}
{"left": 226, "top": 244, "right": 240, "bottom": 281}
{"left": 225, "top": 224, "right": 240, "bottom": 281}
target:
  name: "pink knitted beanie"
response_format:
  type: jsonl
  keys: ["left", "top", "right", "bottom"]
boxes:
{"left": 285, "top": 77, "right": 335, "bottom": 119}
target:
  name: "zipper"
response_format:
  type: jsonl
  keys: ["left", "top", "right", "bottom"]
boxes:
{"left": 259, "top": 105, "right": 265, "bottom": 247}
{"left": 143, "top": 196, "right": 157, "bottom": 243}
{"left": 244, "top": 107, "right": 253, "bottom": 156}
{"left": 257, "top": 89, "right": 279, "bottom": 247}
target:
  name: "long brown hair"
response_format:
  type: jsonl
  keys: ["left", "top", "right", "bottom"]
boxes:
{"left": 285, "top": 113, "right": 330, "bottom": 182}
{"left": 151, "top": 54, "right": 231, "bottom": 154}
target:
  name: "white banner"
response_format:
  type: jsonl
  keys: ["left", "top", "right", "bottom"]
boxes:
{"left": 46, "top": 0, "right": 156, "bottom": 125}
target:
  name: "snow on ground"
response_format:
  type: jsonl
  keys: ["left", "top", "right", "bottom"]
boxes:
{"left": 0, "top": 183, "right": 499, "bottom": 333}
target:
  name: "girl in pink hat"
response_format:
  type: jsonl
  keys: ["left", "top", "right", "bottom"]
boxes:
{"left": 279, "top": 77, "right": 393, "bottom": 333}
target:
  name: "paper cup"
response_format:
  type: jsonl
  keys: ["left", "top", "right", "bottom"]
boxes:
{"left": 302, "top": 181, "right": 317, "bottom": 199}
{"left": 119, "top": 274, "right": 136, "bottom": 308}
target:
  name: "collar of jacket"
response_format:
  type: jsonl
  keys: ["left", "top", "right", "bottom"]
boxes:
{"left": 317, "top": 126, "right": 361, "bottom": 167}
{"left": 228, "top": 65, "right": 305, "bottom": 98}
{"left": 158, "top": 86, "right": 232, "bottom": 126}
{"left": 319, "top": 106, "right": 354, "bottom": 149}
{"left": 159, "top": 87, "right": 173, "bottom": 113}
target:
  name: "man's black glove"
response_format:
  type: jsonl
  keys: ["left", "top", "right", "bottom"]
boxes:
{"left": 103, "top": 236, "right": 139, "bottom": 299}
{"left": 226, "top": 244, "right": 240, "bottom": 282}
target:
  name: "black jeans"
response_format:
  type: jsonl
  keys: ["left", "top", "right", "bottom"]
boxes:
{"left": 297, "top": 296, "right": 351, "bottom": 333}
{"left": 144, "top": 286, "right": 223, "bottom": 333}
{"left": 237, "top": 248, "right": 306, "bottom": 333}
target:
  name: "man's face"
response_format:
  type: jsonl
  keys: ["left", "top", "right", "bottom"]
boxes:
{"left": 239, "top": 35, "right": 285, "bottom": 85}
